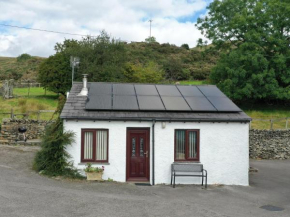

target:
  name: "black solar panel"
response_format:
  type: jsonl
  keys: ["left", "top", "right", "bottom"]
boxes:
{"left": 113, "top": 95, "right": 139, "bottom": 110}
{"left": 135, "top": 85, "right": 159, "bottom": 96}
{"left": 137, "top": 96, "right": 165, "bottom": 110}
{"left": 207, "top": 97, "right": 241, "bottom": 112}
{"left": 198, "top": 86, "right": 226, "bottom": 97}
{"left": 156, "top": 85, "right": 181, "bottom": 96}
{"left": 113, "top": 84, "right": 135, "bottom": 95}
{"left": 177, "top": 86, "right": 204, "bottom": 97}
{"left": 85, "top": 83, "right": 242, "bottom": 112}
{"left": 185, "top": 97, "right": 217, "bottom": 111}
{"left": 86, "top": 95, "right": 112, "bottom": 110}
{"left": 161, "top": 96, "right": 191, "bottom": 111}
{"left": 89, "top": 83, "right": 112, "bottom": 95}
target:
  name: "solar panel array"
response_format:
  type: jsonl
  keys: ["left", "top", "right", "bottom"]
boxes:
{"left": 85, "top": 83, "right": 241, "bottom": 112}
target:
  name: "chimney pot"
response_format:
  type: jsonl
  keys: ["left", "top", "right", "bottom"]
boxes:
{"left": 78, "top": 74, "right": 88, "bottom": 96}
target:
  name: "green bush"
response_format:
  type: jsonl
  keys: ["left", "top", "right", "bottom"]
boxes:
{"left": 122, "top": 61, "right": 164, "bottom": 83}
{"left": 33, "top": 96, "right": 83, "bottom": 178}
{"left": 17, "top": 53, "right": 32, "bottom": 62}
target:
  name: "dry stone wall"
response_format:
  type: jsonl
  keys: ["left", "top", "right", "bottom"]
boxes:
{"left": 250, "top": 129, "right": 290, "bottom": 159}
{"left": 0, "top": 118, "right": 53, "bottom": 144}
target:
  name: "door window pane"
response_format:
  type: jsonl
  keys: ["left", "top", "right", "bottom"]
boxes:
{"left": 188, "top": 131, "right": 197, "bottom": 159}
{"left": 140, "top": 138, "right": 144, "bottom": 157}
{"left": 96, "top": 130, "right": 108, "bottom": 161}
{"left": 84, "top": 132, "right": 93, "bottom": 159}
{"left": 175, "top": 130, "right": 185, "bottom": 160}
{"left": 132, "top": 137, "right": 136, "bottom": 157}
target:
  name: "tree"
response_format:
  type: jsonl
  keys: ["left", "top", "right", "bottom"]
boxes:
{"left": 37, "top": 30, "right": 127, "bottom": 93}
{"left": 196, "top": 0, "right": 290, "bottom": 102}
{"left": 123, "top": 61, "right": 164, "bottom": 83}
{"left": 38, "top": 53, "right": 71, "bottom": 95}
{"left": 181, "top": 44, "right": 190, "bottom": 50}
{"left": 17, "top": 53, "right": 32, "bottom": 62}
{"left": 72, "top": 31, "right": 127, "bottom": 82}
{"left": 163, "top": 57, "right": 190, "bottom": 81}
{"left": 145, "top": 36, "right": 157, "bottom": 43}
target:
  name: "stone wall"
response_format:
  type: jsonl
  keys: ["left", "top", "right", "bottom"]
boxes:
{"left": 250, "top": 129, "right": 290, "bottom": 159}
{"left": 0, "top": 118, "right": 53, "bottom": 144}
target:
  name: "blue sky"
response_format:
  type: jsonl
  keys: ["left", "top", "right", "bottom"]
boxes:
{"left": 0, "top": 0, "right": 212, "bottom": 57}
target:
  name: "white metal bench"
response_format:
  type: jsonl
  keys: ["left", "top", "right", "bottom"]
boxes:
{"left": 171, "top": 163, "right": 207, "bottom": 188}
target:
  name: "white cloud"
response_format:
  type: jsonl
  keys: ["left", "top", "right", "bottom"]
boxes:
{"left": 0, "top": 0, "right": 210, "bottom": 57}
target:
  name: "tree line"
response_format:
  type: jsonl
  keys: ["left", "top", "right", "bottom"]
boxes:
{"left": 37, "top": 31, "right": 217, "bottom": 95}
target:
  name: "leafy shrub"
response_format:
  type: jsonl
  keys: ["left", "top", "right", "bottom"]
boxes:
{"left": 181, "top": 44, "right": 190, "bottom": 50}
{"left": 163, "top": 58, "right": 190, "bottom": 80}
{"left": 37, "top": 103, "right": 45, "bottom": 110}
{"left": 17, "top": 53, "right": 32, "bottom": 62}
{"left": 123, "top": 61, "right": 164, "bottom": 83}
{"left": 33, "top": 96, "right": 83, "bottom": 178}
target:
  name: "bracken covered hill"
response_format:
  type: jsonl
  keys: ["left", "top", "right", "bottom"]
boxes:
{"left": 126, "top": 42, "right": 218, "bottom": 80}
{"left": 0, "top": 54, "right": 45, "bottom": 81}
{"left": 0, "top": 43, "right": 218, "bottom": 82}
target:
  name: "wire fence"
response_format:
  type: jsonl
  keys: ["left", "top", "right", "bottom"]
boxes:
{"left": 0, "top": 109, "right": 56, "bottom": 121}
{"left": 250, "top": 117, "right": 290, "bottom": 130}
{"left": 14, "top": 82, "right": 42, "bottom": 88}
{"left": 0, "top": 81, "right": 58, "bottom": 97}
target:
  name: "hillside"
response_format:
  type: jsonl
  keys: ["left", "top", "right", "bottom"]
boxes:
{"left": 0, "top": 43, "right": 218, "bottom": 83}
{"left": 0, "top": 54, "right": 45, "bottom": 81}
{"left": 126, "top": 42, "right": 218, "bottom": 80}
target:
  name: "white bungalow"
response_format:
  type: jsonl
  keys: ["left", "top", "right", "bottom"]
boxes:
{"left": 61, "top": 75, "right": 251, "bottom": 186}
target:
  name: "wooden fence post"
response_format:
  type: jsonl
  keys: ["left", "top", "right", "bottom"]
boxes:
{"left": 10, "top": 108, "right": 14, "bottom": 119}
{"left": 37, "top": 111, "right": 40, "bottom": 121}
{"left": 28, "top": 82, "right": 30, "bottom": 97}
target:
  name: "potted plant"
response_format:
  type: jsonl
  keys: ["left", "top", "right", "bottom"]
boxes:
{"left": 84, "top": 163, "right": 104, "bottom": 181}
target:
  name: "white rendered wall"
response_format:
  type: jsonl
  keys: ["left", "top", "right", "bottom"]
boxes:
{"left": 64, "top": 120, "right": 249, "bottom": 186}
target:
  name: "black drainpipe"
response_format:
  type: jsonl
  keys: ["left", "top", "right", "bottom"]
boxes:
{"left": 152, "top": 120, "right": 155, "bottom": 185}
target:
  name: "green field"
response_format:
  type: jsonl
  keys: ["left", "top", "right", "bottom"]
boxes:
{"left": 241, "top": 105, "right": 290, "bottom": 130}
{"left": 14, "top": 87, "right": 57, "bottom": 97}
{"left": 0, "top": 87, "right": 58, "bottom": 120}
{"left": 178, "top": 80, "right": 209, "bottom": 85}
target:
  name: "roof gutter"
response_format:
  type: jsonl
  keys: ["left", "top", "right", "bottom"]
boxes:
{"left": 61, "top": 116, "right": 251, "bottom": 123}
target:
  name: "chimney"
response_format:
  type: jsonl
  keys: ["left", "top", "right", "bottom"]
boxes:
{"left": 78, "top": 74, "right": 88, "bottom": 96}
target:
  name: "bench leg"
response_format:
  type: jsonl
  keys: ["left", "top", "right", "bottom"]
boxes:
{"left": 201, "top": 171, "right": 204, "bottom": 186}
{"left": 205, "top": 172, "right": 207, "bottom": 189}
{"left": 173, "top": 172, "right": 176, "bottom": 188}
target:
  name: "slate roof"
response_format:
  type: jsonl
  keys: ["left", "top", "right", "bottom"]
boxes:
{"left": 60, "top": 82, "right": 251, "bottom": 122}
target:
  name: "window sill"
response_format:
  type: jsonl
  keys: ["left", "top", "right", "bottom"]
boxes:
{"left": 173, "top": 161, "right": 201, "bottom": 164}
{"left": 78, "top": 162, "right": 110, "bottom": 165}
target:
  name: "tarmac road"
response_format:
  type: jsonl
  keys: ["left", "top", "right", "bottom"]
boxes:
{"left": 0, "top": 145, "right": 289, "bottom": 217}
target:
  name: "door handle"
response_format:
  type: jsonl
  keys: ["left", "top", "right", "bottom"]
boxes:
{"left": 144, "top": 151, "right": 148, "bottom": 158}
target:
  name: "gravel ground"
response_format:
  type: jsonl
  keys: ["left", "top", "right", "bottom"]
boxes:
{"left": 0, "top": 145, "right": 289, "bottom": 217}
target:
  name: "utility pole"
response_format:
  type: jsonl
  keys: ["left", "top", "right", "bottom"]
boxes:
{"left": 149, "top": 19, "right": 153, "bottom": 37}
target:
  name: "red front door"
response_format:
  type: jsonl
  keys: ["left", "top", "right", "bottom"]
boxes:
{"left": 126, "top": 128, "right": 150, "bottom": 182}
